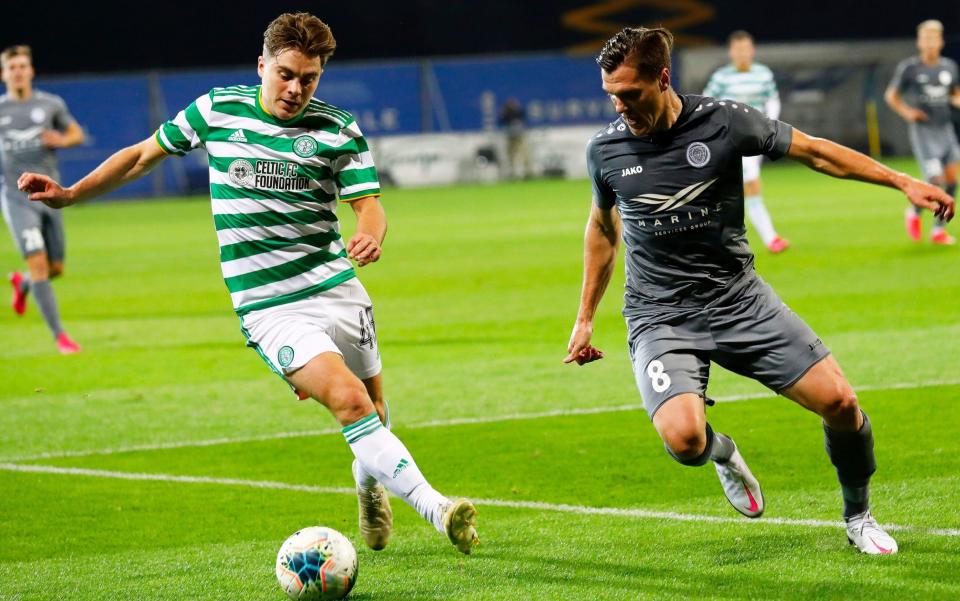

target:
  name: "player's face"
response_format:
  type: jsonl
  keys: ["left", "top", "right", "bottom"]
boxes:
{"left": 729, "top": 39, "right": 755, "bottom": 70}
{"left": 602, "top": 63, "right": 670, "bottom": 135}
{"left": 258, "top": 49, "right": 323, "bottom": 120}
{"left": 0, "top": 55, "right": 34, "bottom": 91}
{"left": 916, "top": 28, "right": 944, "bottom": 57}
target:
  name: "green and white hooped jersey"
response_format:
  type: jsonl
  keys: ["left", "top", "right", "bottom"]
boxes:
{"left": 702, "top": 63, "right": 778, "bottom": 112}
{"left": 155, "top": 85, "right": 381, "bottom": 315}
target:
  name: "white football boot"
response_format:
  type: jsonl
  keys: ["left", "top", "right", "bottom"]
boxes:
{"left": 442, "top": 498, "right": 479, "bottom": 555}
{"left": 713, "top": 441, "right": 764, "bottom": 518}
{"left": 353, "top": 459, "right": 393, "bottom": 550}
{"left": 845, "top": 510, "right": 898, "bottom": 555}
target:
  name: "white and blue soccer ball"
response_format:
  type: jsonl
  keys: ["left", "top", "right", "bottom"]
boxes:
{"left": 275, "top": 526, "right": 358, "bottom": 600}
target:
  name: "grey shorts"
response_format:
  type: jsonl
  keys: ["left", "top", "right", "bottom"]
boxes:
{"left": 626, "top": 274, "right": 830, "bottom": 418}
{"left": 908, "top": 124, "right": 960, "bottom": 180}
{"left": 1, "top": 187, "right": 66, "bottom": 261}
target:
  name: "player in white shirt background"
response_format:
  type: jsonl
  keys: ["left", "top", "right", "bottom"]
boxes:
{"left": 704, "top": 31, "right": 790, "bottom": 254}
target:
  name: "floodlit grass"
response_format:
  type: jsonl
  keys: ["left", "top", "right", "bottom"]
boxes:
{"left": 2, "top": 160, "right": 958, "bottom": 600}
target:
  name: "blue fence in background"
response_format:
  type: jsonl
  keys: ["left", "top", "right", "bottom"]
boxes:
{"left": 34, "top": 53, "right": 627, "bottom": 198}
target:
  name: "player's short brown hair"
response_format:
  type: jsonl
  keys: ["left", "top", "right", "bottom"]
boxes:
{"left": 263, "top": 13, "right": 336, "bottom": 65}
{"left": 1, "top": 45, "right": 32, "bottom": 64}
{"left": 728, "top": 30, "right": 754, "bottom": 45}
{"left": 596, "top": 27, "right": 674, "bottom": 80}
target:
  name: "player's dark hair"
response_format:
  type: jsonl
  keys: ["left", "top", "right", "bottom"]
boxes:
{"left": 0, "top": 45, "right": 32, "bottom": 64}
{"left": 596, "top": 27, "right": 674, "bottom": 80}
{"left": 728, "top": 30, "right": 754, "bottom": 45}
{"left": 263, "top": 13, "right": 336, "bottom": 65}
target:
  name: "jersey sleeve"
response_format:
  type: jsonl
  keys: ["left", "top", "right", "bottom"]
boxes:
{"left": 703, "top": 71, "right": 722, "bottom": 98}
{"left": 154, "top": 90, "right": 213, "bottom": 156}
{"left": 887, "top": 60, "right": 909, "bottom": 93}
{"left": 727, "top": 104, "right": 793, "bottom": 160}
{"left": 332, "top": 121, "right": 381, "bottom": 201}
{"left": 587, "top": 137, "right": 615, "bottom": 209}
{"left": 762, "top": 69, "right": 781, "bottom": 119}
{"left": 51, "top": 96, "right": 77, "bottom": 131}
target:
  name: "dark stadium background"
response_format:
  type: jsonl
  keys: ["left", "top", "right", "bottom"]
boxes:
{"left": 3, "top": 1, "right": 958, "bottom": 73}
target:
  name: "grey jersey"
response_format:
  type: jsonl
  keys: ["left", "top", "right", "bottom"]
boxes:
{"left": 888, "top": 56, "right": 959, "bottom": 128}
{"left": 0, "top": 91, "right": 76, "bottom": 197}
{"left": 587, "top": 94, "right": 793, "bottom": 319}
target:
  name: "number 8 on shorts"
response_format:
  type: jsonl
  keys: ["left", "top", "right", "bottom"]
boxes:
{"left": 647, "top": 359, "right": 671, "bottom": 393}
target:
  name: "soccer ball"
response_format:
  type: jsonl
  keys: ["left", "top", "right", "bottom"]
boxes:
{"left": 275, "top": 526, "right": 358, "bottom": 600}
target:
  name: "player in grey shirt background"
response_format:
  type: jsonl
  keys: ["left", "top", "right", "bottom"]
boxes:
{"left": 885, "top": 20, "right": 960, "bottom": 245}
{"left": 564, "top": 27, "right": 953, "bottom": 555}
{"left": 1, "top": 45, "right": 85, "bottom": 353}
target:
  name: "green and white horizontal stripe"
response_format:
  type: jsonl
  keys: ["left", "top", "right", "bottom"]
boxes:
{"left": 155, "top": 85, "right": 381, "bottom": 315}
{"left": 342, "top": 412, "right": 383, "bottom": 444}
{"left": 702, "top": 63, "right": 778, "bottom": 111}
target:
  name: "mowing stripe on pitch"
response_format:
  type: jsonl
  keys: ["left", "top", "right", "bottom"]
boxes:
{"left": 1, "top": 462, "right": 957, "bottom": 537}
{"left": 5, "top": 378, "right": 960, "bottom": 463}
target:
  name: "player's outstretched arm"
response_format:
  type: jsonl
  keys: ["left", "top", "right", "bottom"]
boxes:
{"left": 18, "top": 136, "right": 169, "bottom": 209}
{"left": 787, "top": 128, "right": 955, "bottom": 221}
{"left": 564, "top": 204, "right": 620, "bottom": 366}
{"left": 346, "top": 195, "right": 386, "bottom": 267}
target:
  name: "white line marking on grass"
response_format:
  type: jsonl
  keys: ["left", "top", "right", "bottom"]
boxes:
{"left": 2, "top": 462, "right": 958, "bottom": 538}
{"left": 5, "top": 378, "right": 960, "bottom": 463}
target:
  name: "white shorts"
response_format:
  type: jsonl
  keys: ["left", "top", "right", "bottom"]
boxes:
{"left": 239, "top": 277, "right": 382, "bottom": 387}
{"left": 742, "top": 155, "right": 762, "bottom": 183}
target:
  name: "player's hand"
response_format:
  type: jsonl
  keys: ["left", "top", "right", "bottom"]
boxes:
{"left": 903, "top": 177, "right": 955, "bottom": 222}
{"left": 41, "top": 130, "right": 67, "bottom": 149}
{"left": 906, "top": 108, "right": 929, "bottom": 123}
{"left": 347, "top": 233, "right": 381, "bottom": 267}
{"left": 18, "top": 172, "right": 74, "bottom": 209}
{"left": 564, "top": 321, "right": 605, "bottom": 365}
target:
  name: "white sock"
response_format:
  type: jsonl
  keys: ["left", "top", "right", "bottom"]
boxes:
{"left": 352, "top": 401, "right": 393, "bottom": 490}
{"left": 745, "top": 195, "right": 778, "bottom": 246}
{"left": 343, "top": 412, "right": 449, "bottom": 533}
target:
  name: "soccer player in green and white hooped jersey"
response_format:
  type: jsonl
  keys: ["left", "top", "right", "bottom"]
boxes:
{"left": 703, "top": 30, "right": 790, "bottom": 253}
{"left": 18, "top": 12, "right": 479, "bottom": 556}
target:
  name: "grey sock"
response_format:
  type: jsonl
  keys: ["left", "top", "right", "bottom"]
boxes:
{"left": 20, "top": 272, "right": 31, "bottom": 294}
{"left": 31, "top": 279, "right": 64, "bottom": 338}
{"left": 824, "top": 410, "right": 876, "bottom": 518}
{"left": 709, "top": 429, "right": 736, "bottom": 463}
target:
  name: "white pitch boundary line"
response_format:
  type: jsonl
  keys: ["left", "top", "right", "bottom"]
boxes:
{"left": 1, "top": 462, "right": 958, "bottom": 538}
{"left": 5, "top": 378, "right": 960, "bottom": 463}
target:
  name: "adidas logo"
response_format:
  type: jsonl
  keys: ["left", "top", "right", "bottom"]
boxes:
{"left": 392, "top": 458, "right": 410, "bottom": 479}
{"left": 227, "top": 129, "right": 248, "bottom": 143}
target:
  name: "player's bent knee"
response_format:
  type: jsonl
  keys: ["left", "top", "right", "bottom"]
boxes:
{"left": 49, "top": 263, "right": 64, "bottom": 278}
{"left": 661, "top": 427, "right": 708, "bottom": 464}
{"left": 330, "top": 385, "right": 375, "bottom": 426}
{"left": 818, "top": 389, "right": 859, "bottom": 420}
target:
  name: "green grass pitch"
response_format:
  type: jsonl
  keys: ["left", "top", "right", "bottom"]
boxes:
{"left": 1, "top": 160, "right": 958, "bottom": 600}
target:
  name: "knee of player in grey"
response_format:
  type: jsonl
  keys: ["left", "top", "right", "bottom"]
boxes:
{"left": 664, "top": 423, "right": 715, "bottom": 467}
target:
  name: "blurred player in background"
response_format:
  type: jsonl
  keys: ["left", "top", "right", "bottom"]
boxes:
{"left": 885, "top": 19, "right": 960, "bottom": 245}
{"left": 0, "top": 45, "right": 84, "bottom": 353}
{"left": 18, "top": 12, "right": 478, "bottom": 555}
{"left": 704, "top": 31, "right": 789, "bottom": 253}
{"left": 567, "top": 26, "right": 954, "bottom": 555}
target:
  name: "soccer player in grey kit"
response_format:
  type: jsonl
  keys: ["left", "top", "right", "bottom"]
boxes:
{"left": 885, "top": 19, "right": 960, "bottom": 245}
{"left": 565, "top": 27, "right": 954, "bottom": 554}
{"left": 1, "top": 45, "right": 85, "bottom": 353}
